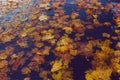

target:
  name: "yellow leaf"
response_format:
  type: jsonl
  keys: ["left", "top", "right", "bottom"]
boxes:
{"left": 0, "top": 53, "right": 7, "bottom": 60}
{"left": 70, "top": 50, "right": 78, "bottom": 56}
{"left": 39, "top": 14, "right": 48, "bottom": 21}
{"left": 51, "top": 60, "right": 63, "bottom": 72}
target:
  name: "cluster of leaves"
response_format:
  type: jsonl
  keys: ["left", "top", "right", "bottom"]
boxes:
{"left": 0, "top": 0, "right": 120, "bottom": 80}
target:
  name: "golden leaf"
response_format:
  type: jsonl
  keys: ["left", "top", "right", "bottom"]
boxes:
{"left": 51, "top": 60, "right": 63, "bottom": 72}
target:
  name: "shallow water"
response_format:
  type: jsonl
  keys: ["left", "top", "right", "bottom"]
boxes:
{"left": 0, "top": 0, "right": 120, "bottom": 80}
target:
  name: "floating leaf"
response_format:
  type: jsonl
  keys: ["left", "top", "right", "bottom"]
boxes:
{"left": 51, "top": 60, "right": 63, "bottom": 72}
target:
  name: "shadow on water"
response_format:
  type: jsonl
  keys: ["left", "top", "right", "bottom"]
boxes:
{"left": 110, "top": 72, "right": 120, "bottom": 80}
{"left": 70, "top": 55, "right": 92, "bottom": 80}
